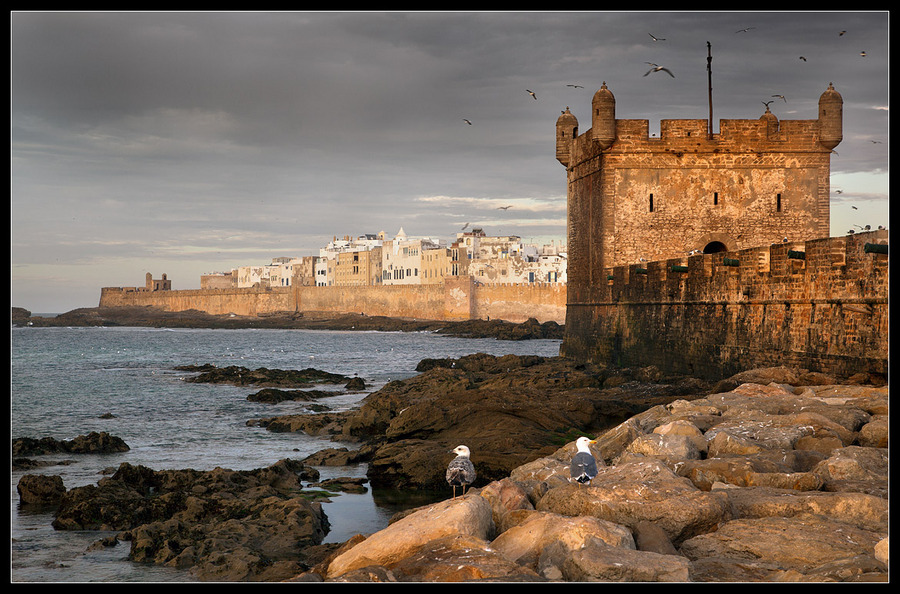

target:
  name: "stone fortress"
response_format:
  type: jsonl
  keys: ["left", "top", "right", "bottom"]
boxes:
{"left": 556, "top": 81, "right": 888, "bottom": 379}
{"left": 100, "top": 80, "right": 887, "bottom": 381}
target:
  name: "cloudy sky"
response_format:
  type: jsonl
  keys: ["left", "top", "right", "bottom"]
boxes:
{"left": 11, "top": 11, "right": 889, "bottom": 313}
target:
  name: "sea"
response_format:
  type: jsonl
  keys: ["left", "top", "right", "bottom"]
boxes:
{"left": 10, "top": 324, "right": 562, "bottom": 582}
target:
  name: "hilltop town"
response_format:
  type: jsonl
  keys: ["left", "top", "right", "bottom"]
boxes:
{"left": 199, "top": 227, "right": 567, "bottom": 290}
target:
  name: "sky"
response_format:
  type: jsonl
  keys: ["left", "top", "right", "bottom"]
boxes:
{"left": 11, "top": 11, "right": 889, "bottom": 313}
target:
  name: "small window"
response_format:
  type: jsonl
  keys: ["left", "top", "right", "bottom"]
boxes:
{"left": 649, "top": 194, "right": 654, "bottom": 212}
{"left": 713, "top": 192, "right": 719, "bottom": 205}
{"left": 776, "top": 193, "right": 782, "bottom": 212}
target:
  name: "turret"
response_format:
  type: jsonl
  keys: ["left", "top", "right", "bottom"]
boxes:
{"left": 591, "top": 81, "right": 616, "bottom": 149}
{"left": 556, "top": 107, "right": 578, "bottom": 166}
{"left": 818, "top": 82, "right": 843, "bottom": 150}
{"left": 760, "top": 104, "right": 779, "bottom": 138}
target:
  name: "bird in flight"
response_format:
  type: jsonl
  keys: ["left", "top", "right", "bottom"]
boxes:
{"left": 735, "top": 27, "right": 756, "bottom": 33}
{"left": 566, "top": 84, "right": 584, "bottom": 88}
{"left": 851, "top": 206, "right": 858, "bottom": 210}
{"left": 461, "top": 222, "right": 470, "bottom": 230}
{"left": 526, "top": 89, "right": 537, "bottom": 100}
{"left": 462, "top": 119, "right": 472, "bottom": 125}
{"left": 644, "top": 63, "right": 675, "bottom": 77}
{"left": 799, "top": 56, "right": 807, "bottom": 61}
{"left": 860, "top": 51, "right": 867, "bottom": 57}
{"left": 497, "top": 205, "right": 512, "bottom": 210}
{"left": 840, "top": 30, "right": 847, "bottom": 36}
{"left": 648, "top": 33, "right": 666, "bottom": 41}
{"left": 762, "top": 100, "right": 774, "bottom": 108}
{"left": 772, "top": 94, "right": 787, "bottom": 102}
{"left": 870, "top": 140, "right": 882, "bottom": 144}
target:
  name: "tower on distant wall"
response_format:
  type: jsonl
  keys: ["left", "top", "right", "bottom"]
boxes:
{"left": 556, "top": 81, "right": 842, "bottom": 322}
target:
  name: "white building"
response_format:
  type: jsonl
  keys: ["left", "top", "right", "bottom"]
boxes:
{"left": 381, "top": 227, "right": 445, "bottom": 285}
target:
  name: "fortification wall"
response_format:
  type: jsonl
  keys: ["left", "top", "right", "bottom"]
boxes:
{"left": 100, "top": 277, "right": 567, "bottom": 323}
{"left": 561, "top": 230, "right": 889, "bottom": 380}
{"left": 99, "top": 286, "right": 295, "bottom": 316}
{"left": 472, "top": 282, "right": 567, "bottom": 323}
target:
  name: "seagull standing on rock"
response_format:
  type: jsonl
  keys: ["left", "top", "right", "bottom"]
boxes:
{"left": 570, "top": 436, "right": 599, "bottom": 485}
{"left": 446, "top": 445, "right": 476, "bottom": 499}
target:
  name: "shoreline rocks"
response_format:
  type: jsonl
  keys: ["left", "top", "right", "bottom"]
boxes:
{"left": 17, "top": 359, "right": 888, "bottom": 581}
{"left": 12, "top": 306, "right": 564, "bottom": 341}
{"left": 303, "top": 372, "right": 888, "bottom": 582}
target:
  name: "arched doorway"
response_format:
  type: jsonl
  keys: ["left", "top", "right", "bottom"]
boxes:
{"left": 703, "top": 241, "right": 727, "bottom": 254}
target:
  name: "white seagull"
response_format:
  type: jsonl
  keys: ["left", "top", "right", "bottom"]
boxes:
{"left": 446, "top": 445, "right": 476, "bottom": 498}
{"left": 644, "top": 63, "right": 675, "bottom": 77}
{"left": 570, "top": 437, "right": 599, "bottom": 485}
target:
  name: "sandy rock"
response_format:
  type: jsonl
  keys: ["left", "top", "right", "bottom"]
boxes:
{"left": 626, "top": 433, "right": 703, "bottom": 462}
{"left": 856, "top": 417, "right": 888, "bottom": 448}
{"left": 536, "top": 460, "right": 731, "bottom": 543}
{"left": 477, "top": 478, "right": 534, "bottom": 532}
{"left": 812, "top": 446, "right": 888, "bottom": 482}
{"left": 490, "top": 511, "right": 634, "bottom": 572}
{"left": 679, "top": 514, "right": 884, "bottom": 575}
{"left": 326, "top": 494, "right": 494, "bottom": 579}
{"left": 561, "top": 535, "right": 692, "bottom": 582}
{"left": 389, "top": 534, "right": 543, "bottom": 582}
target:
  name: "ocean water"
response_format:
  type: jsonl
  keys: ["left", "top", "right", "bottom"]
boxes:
{"left": 10, "top": 325, "right": 561, "bottom": 582}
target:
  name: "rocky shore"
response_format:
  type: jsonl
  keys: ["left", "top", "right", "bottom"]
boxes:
{"left": 15, "top": 354, "right": 888, "bottom": 582}
{"left": 11, "top": 306, "right": 564, "bottom": 341}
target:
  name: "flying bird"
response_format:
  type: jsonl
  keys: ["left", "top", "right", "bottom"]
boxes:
{"left": 463, "top": 119, "right": 472, "bottom": 125}
{"left": 860, "top": 51, "right": 867, "bottom": 57}
{"left": 461, "top": 222, "right": 470, "bottom": 230}
{"left": 835, "top": 189, "right": 843, "bottom": 194}
{"left": 799, "top": 56, "right": 807, "bottom": 61}
{"left": 446, "top": 445, "right": 476, "bottom": 498}
{"left": 735, "top": 27, "right": 756, "bottom": 33}
{"left": 644, "top": 63, "right": 675, "bottom": 77}
{"left": 772, "top": 94, "right": 787, "bottom": 102}
{"left": 497, "top": 205, "right": 512, "bottom": 210}
{"left": 851, "top": 206, "right": 858, "bottom": 210}
{"left": 648, "top": 33, "right": 666, "bottom": 41}
{"left": 526, "top": 89, "right": 537, "bottom": 100}
{"left": 840, "top": 30, "right": 847, "bottom": 36}
{"left": 870, "top": 140, "right": 883, "bottom": 144}
{"left": 762, "top": 100, "right": 774, "bottom": 108}
{"left": 566, "top": 84, "right": 584, "bottom": 88}
{"left": 570, "top": 437, "right": 599, "bottom": 485}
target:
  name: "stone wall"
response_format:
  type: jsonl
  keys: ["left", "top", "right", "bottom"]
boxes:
{"left": 99, "top": 286, "right": 295, "bottom": 317}
{"left": 100, "top": 276, "right": 568, "bottom": 324}
{"left": 561, "top": 230, "right": 889, "bottom": 380}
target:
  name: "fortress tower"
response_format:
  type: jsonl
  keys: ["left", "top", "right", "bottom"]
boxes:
{"left": 557, "top": 81, "right": 842, "bottom": 317}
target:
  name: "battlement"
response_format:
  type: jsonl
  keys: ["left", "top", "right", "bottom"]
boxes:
{"left": 562, "top": 230, "right": 888, "bottom": 380}
{"left": 601, "top": 230, "right": 888, "bottom": 303}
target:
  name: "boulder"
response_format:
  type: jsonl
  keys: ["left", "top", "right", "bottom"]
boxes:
{"left": 559, "top": 535, "right": 692, "bottom": 582}
{"left": 536, "top": 460, "right": 731, "bottom": 544}
{"left": 17, "top": 473, "right": 66, "bottom": 506}
{"left": 326, "top": 494, "right": 494, "bottom": 579}
{"left": 679, "top": 514, "right": 884, "bottom": 577}
{"left": 490, "top": 510, "right": 634, "bottom": 572}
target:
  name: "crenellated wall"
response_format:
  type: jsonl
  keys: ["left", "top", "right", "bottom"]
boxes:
{"left": 560, "top": 230, "right": 889, "bottom": 380}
